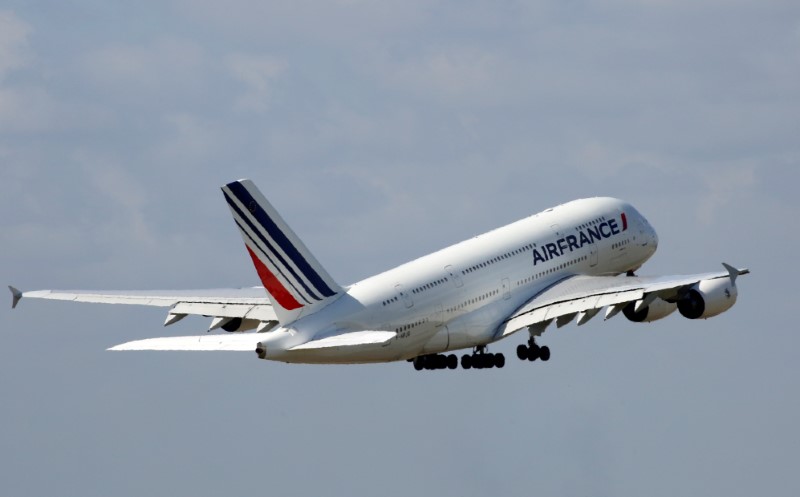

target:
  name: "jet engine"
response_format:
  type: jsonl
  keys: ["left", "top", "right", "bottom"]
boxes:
{"left": 622, "top": 298, "right": 678, "bottom": 323}
{"left": 678, "top": 278, "right": 738, "bottom": 319}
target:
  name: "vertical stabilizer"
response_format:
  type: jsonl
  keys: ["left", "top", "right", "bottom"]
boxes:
{"left": 221, "top": 180, "right": 343, "bottom": 324}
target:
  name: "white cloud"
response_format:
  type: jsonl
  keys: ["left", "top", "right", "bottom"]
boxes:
{"left": 0, "top": 10, "right": 30, "bottom": 81}
{"left": 0, "top": 11, "right": 50, "bottom": 132}
{"left": 697, "top": 164, "right": 757, "bottom": 225}
{"left": 0, "top": 86, "right": 54, "bottom": 132}
{"left": 78, "top": 154, "right": 157, "bottom": 249}
{"left": 82, "top": 38, "right": 206, "bottom": 95}
{"left": 227, "top": 53, "right": 285, "bottom": 112}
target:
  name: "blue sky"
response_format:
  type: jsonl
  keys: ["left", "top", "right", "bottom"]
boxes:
{"left": 2, "top": 2, "right": 799, "bottom": 496}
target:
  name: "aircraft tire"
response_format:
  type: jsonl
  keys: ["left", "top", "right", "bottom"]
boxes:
{"left": 516, "top": 344, "right": 528, "bottom": 360}
{"left": 540, "top": 346, "right": 551, "bottom": 361}
{"left": 495, "top": 353, "right": 506, "bottom": 368}
{"left": 527, "top": 346, "right": 540, "bottom": 362}
{"left": 447, "top": 354, "right": 458, "bottom": 369}
{"left": 413, "top": 357, "right": 424, "bottom": 371}
{"left": 461, "top": 354, "right": 472, "bottom": 370}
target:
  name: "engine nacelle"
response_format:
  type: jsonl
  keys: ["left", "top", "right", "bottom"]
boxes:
{"left": 678, "top": 278, "right": 738, "bottom": 319}
{"left": 221, "top": 317, "right": 262, "bottom": 332}
{"left": 623, "top": 298, "right": 678, "bottom": 323}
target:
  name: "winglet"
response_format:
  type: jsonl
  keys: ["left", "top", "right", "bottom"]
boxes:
{"left": 722, "top": 263, "right": 749, "bottom": 286}
{"left": 9, "top": 286, "right": 22, "bottom": 309}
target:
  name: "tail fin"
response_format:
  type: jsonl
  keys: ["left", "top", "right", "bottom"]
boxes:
{"left": 221, "top": 179, "right": 342, "bottom": 324}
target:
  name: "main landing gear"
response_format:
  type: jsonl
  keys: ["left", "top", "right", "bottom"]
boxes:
{"left": 516, "top": 337, "right": 551, "bottom": 362}
{"left": 410, "top": 346, "right": 505, "bottom": 371}
{"left": 461, "top": 346, "right": 505, "bottom": 370}
{"left": 412, "top": 353, "right": 458, "bottom": 371}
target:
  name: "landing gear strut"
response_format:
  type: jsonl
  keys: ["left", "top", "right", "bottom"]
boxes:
{"left": 516, "top": 337, "right": 550, "bottom": 362}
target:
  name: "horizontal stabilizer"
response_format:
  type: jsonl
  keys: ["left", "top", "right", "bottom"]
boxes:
{"left": 289, "top": 330, "right": 396, "bottom": 351}
{"left": 109, "top": 334, "right": 263, "bottom": 351}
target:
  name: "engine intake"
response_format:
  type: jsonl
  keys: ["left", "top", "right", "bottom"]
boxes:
{"left": 678, "top": 278, "right": 738, "bottom": 319}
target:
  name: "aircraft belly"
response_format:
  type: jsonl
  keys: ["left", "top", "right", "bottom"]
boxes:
{"left": 445, "top": 300, "right": 518, "bottom": 350}
{"left": 420, "top": 325, "right": 449, "bottom": 354}
{"left": 269, "top": 327, "right": 435, "bottom": 364}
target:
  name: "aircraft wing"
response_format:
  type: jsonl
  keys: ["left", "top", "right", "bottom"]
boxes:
{"left": 497, "top": 263, "right": 750, "bottom": 338}
{"left": 9, "top": 286, "right": 279, "bottom": 330}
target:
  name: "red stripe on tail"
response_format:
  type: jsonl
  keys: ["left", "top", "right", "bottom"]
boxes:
{"left": 246, "top": 246, "right": 303, "bottom": 310}
{"left": 621, "top": 212, "right": 628, "bottom": 231}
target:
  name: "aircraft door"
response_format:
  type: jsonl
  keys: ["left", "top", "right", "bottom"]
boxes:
{"left": 395, "top": 284, "right": 414, "bottom": 308}
{"left": 502, "top": 278, "right": 510, "bottom": 299}
{"left": 590, "top": 243, "right": 598, "bottom": 267}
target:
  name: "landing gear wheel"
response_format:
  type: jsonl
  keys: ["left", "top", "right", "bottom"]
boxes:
{"left": 413, "top": 357, "right": 424, "bottom": 371}
{"left": 539, "top": 346, "right": 551, "bottom": 361}
{"left": 495, "top": 353, "right": 506, "bottom": 368}
{"left": 527, "top": 345, "right": 540, "bottom": 362}
{"left": 461, "top": 354, "right": 472, "bottom": 370}
{"left": 447, "top": 354, "right": 458, "bottom": 369}
{"left": 516, "top": 344, "right": 528, "bottom": 360}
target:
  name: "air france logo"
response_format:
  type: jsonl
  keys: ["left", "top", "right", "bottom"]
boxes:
{"left": 533, "top": 213, "right": 628, "bottom": 266}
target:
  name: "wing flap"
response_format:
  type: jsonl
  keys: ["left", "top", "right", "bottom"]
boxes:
{"left": 169, "top": 302, "right": 276, "bottom": 321}
{"left": 501, "top": 288, "right": 644, "bottom": 337}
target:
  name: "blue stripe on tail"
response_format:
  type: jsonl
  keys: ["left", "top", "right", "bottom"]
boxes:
{"left": 233, "top": 218, "right": 315, "bottom": 305}
{"left": 225, "top": 182, "right": 337, "bottom": 298}
{"left": 224, "top": 190, "right": 321, "bottom": 302}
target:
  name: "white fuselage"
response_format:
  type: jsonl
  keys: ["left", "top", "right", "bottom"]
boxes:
{"left": 258, "top": 197, "right": 659, "bottom": 363}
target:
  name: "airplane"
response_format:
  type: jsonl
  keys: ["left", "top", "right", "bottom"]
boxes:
{"left": 9, "top": 179, "right": 749, "bottom": 371}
